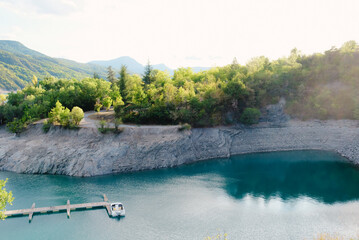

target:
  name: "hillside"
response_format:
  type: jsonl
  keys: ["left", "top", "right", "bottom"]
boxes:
{"left": 0, "top": 40, "right": 107, "bottom": 90}
{"left": 0, "top": 41, "right": 210, "bottom": 90}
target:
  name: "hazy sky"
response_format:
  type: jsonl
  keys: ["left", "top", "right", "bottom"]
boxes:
{"left": 1, "top": 0, "right": 359, "bottom": 68}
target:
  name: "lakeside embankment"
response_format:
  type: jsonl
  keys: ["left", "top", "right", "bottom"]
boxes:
{"left": 0, "top": 118, "right": 359, "bottom": 177}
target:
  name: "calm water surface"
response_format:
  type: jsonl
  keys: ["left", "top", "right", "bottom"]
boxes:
{"left": 1, "top": 150, "right": 359, "bottom": 240}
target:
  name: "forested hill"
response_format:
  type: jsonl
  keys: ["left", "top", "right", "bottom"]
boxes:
{"left": 2, "top": 40, "right": 359, "bottom": 132}
{"left": 0, "top": 40, "right": 107, "bottom": 90}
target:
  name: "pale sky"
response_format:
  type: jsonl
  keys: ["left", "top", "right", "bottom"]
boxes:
{"left": 1, "top": 0, "right": 359, "bottom": 68}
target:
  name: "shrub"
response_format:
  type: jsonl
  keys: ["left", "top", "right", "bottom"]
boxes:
{"left": 0, "top": 105, "right": 4, "bottom": 125}
{"left": 102, "top": 97, "right": 112, "bottom": 111}
{"left": 178, "top": 123, "right": 191, "bottom": 131}
{"left": 70, "top": 107, "right": 84, "bottom": 125}
{"left": 113, "top": 97, "right": 124, "bottom": 108}
{"left": 48, "top": 101, "right": 84, "bottom": 128}
{"left": 59, "top": 108, "right": 71, "bottom": 127}
{"left": 42, "top": 119, "right": 51, "bottom": 133}
{"left": 7, "top": 118, "right": 27, "bottom": 135}
{"left": 0, "top": 94, "right": 6, "bottom": 105}
{"left": 240, "top": 108, "right": 261, "bottom": 125}
{"left": 98, "top": 119, "right": 107, "bottom": 133}
{"left": 114, "top": 118, "right": 123, "bottom": 133}
{"left": 48, "top": 101, "right": 66, "bottom": 125}
{"left": 94, "top": 102, "right": 102, "bottom": 112}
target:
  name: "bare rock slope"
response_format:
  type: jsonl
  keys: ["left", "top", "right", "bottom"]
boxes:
{"left": 0, "top": 119, "right": 359, "bottom": 177}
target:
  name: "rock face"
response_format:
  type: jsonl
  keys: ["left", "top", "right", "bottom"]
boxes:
{"left": 1, "top": 119, "right": 359, "bottom": 177}
{"left": 260, "top": 97, "right": 290, "bottom": 125}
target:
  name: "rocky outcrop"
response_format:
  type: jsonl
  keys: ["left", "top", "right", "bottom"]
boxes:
{"left": 0, "top": 119, "right": 359, "bottom": 177}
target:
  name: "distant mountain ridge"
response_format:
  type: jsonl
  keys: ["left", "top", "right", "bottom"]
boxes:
{"left": 0, "top": 40, "right": 107, "bottom": 90}
{"left": 0, "top": 40, "right": 210, "bottom": 90}
{"left": 89, "top": 58, "right": 210, "bottom": 75}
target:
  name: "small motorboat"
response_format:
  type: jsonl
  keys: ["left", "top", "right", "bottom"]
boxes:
{"left": 110, "top": 202, "right": 125, "bottom": 217}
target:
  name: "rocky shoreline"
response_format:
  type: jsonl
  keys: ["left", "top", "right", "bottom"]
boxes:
{"left": 0, "top": 119, "right": 359, "bottom": 177}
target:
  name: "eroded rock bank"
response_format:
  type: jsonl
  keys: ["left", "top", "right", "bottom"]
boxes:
{"left": 0, "top": 119, "right": 359, "bottom": 177}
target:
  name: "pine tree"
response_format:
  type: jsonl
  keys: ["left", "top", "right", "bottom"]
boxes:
{"left": 143, "top": 60, "right": 153, "bottom": 85}
{"left": 118, "top": 65, "right": 128, "bottom": 99}
{"left": 93, "top": 72, "right": 100, "bottom": 79}
{"left": 107, "top": 66, "right": 117, "bottom": 85}
{"left": 31, "top": 75, "right": 38, "bottom": 87}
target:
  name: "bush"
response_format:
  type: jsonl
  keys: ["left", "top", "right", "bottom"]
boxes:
{"left": 48, "top": 101, "right": 66, "bottom": 125}
{"left": 7, "top": 118, "right": 27, "bottom": 135}
{"left": 0, "top": 105, "right": 4, "bottom": 125}
{"left": 178, "top": 123, "right": 191, "bottom": 131}
{"left": 240, "top": 108, "right": 261, "bottom": 125}
{"left": 94, "top": 102, "right": 102, "bottom": 112}
{"left": 0, "top": 94, "right": 6, "bottom": 105}
{"left": 114, "top": 118, "right": 123, "bottom": 133}
{"left": 71, "top": 107, "right": 84, "bottom": 125}
{"left": 59, "top": 108, "right": 71, "bottom": 127}
{"left": 48, "top": 101, "right": 84, "bottom": 128}
{"left": 42, "top": 119, "right": 51, "bottom": 133}
{"left": 102, "top": 97, "right": 112, "bottom": 111}
{"left": 98, "top": 119, "right": 107, "bottom": 133}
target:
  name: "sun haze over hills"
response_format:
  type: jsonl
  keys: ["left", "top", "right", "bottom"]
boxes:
{"left": 0, "top": 40, "right": 210, "bottom": 89}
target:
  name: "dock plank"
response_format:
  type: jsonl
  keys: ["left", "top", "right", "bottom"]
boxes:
{"left": 103, "top": 194, "right": 108, "bottom": 202}
{"left": 5, "top": 202, "right": 109, "bottom": 217}
{"left": 67, "top": 200, "right": 70, "bottom": 218}
{"left": 29, "top": 203, "right": 35, "bottom": 221}
{"left": 105, "top": 204, "right": 111, "bottom": 216}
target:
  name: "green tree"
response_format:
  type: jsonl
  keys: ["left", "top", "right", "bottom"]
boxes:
{"left": 59, "top": 108, "right": 71, "bottom": 127}
{"left": 70, "top": 107, "right": 84, "bottom": 125}
{"left": 31, "top": 75, "right": 38, "bottom": 87}
{"left": 240, "top": 108, "right": 261, "bottom": 125}
{"left": 340, "top": 40, "right": 358, "bottom": 53}
{"left": 143, "top": 60, "right": 153, "bottom": 85}
{"left": 93, "top": 72, "right": 100, "bottom": 79}
{"left": 6, "top": 118, "right": 27, "bottom": 135}
{"left": 0, "top": 94, "right": 6, "bottom": 105}
{"left": 0, "top": 178, "right": 13, "bottom": 220}
{"left": 102, "top": 96, "right": 112, "bottom": 110}
{"left": 94, "top": 98, "right": 102, "bottom": 112}
{"left": 118, "top": 65, "right": 128, "bottom": 98}
{"left": 48, "top": 101, "right": 66, "bottom": 124}
{"left": 107, "top": 66, "right": 117, "bottom": 85}
{"left": 223, "top": 77, "right": 247, "bottom": 111}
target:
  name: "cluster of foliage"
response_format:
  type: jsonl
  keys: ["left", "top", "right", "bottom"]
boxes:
{"left": 114, "top": 62, "right": 262, "bottom": 126}
{"left": 48, "top": 101, "right": 84, "bottom": 128}
{"left": 2, "top": 40, "right": 359, "bottom": 129}
{"left": 97, "top": 118, "right": 123, "bottom": 134}
{"left": 0, "top": 76, "right": 120, "bottom": 133}
{"left": 115, "top": 41, "right": 359, "bottom": 124}
{"left": 286, "top": 41, "right": 359, "bottom": 120}
{"left": 178, "top": 123, "right": 192, "bottom": 131}
{"left": 0, "top": 178, "right": 14, "bottom": 220}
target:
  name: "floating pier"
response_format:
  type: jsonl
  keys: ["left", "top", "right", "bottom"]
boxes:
{"left": 5, "top": 194, "right": 112, "bottom": 221}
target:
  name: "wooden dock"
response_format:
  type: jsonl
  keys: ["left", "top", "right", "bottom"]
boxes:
{"left": 5, "top": 194, "right": 113, "bottom": 221}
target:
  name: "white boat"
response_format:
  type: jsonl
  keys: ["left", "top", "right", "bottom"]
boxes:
{"left": 110, "top": 202, "right": 125, "bottom": 217}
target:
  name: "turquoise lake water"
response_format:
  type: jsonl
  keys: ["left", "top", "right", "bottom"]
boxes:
{"left": 1, "top": 150, "right": 359, "bottom": 239}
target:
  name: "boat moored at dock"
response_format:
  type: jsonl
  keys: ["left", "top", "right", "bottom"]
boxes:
{"left": 110, "top": 202, "right": 125, "bottom": 217}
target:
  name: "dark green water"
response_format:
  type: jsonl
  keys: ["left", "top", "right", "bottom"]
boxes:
{"left": 1, "top": 150, "right": 359, "bottom": 239}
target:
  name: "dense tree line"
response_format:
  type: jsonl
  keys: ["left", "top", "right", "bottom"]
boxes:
{"left": 1, "top": 41, "right": 359, "bottom": 132}
{"left": 0, "top": 77, "right": 120, "bottom": 131}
